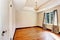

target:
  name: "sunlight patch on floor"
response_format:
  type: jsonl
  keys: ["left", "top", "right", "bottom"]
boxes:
{"left": 39, "top": 31, "right": 60, "bottom": 40}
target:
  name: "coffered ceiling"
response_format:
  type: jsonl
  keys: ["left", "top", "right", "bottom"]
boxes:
{"left": 13, "top": 0, "right": 50, "bottom": 12}
{"left": 25, "top": 0, "right": 49, "bottom": 7}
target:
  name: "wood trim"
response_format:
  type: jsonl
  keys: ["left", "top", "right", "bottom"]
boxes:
{"left": 16, "top": 26, "right": 52, "bottom": 32}
{"left": 13, "top": 29, "right": 16, "bottom": 40}
{"left": 46, "top": 28, "right": 52, "bottom": 32}
{"left": 16, "top": 26, "right": 38, "bottom": 30}
{"left": 58, "top": 32, "right": 60, "bottom": 34}
{"left": 15, "top": 26, "right": 43, "bottom": 29}
{"left": 37, "top": 26, "right": 43, "bottom": 28}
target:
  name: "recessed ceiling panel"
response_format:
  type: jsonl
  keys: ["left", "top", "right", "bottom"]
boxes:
{"left": 25, "top": 0, "right": 49, "bottom": 7}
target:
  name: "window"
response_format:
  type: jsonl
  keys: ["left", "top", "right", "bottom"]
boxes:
{"left": 44, "top": 10, "right": 57, "bottom": 24}
{"left": 45, "top": 13, "right": 49, "bottom": 24}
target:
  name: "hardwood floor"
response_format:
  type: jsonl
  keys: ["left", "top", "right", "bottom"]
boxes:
{"left": 14, "top": 27, "right": 60, "bottom": 40}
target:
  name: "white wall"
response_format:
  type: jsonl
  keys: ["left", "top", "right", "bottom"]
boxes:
{"left": 16, "top": 10, "right": 37, "bottom": 28}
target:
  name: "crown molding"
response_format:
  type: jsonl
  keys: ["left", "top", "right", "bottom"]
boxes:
{"left": 37, "top": 0, "right": 60, "bottom": 12}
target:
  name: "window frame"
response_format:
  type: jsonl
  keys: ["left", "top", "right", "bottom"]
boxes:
{"left": 44, "top": 10, "right": 57, "bottom": 25}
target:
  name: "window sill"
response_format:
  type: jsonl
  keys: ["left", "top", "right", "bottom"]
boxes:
{"left": 44, "top": 23, "right": 53, "bottom": 25}
{"left": 44, "top": 23, "right": 57, "bottom": 26}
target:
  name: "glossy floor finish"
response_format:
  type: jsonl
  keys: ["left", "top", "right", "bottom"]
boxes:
{"left": 14, "top": 27, "right": 60, "bottom": 40}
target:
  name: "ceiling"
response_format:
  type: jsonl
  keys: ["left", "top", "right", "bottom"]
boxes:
{"left": 25, "top": 0, "right": 49, "bottom": 7}
{"left": 13, "top": 0, "right": 49, "bottom": 12}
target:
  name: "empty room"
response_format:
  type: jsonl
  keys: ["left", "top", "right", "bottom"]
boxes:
{"left": 0, "top": 0, "right": 60, "bottom": 40}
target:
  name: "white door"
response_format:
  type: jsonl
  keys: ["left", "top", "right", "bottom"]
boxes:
{"left": 0, "top": 0, "right": 10, "bottom": 40}
{"left": 0, "top": 11, "right": 3, "bottom": 40}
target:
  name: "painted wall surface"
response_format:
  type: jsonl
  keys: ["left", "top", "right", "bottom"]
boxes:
{"left": 16, "top": 10, "right": 37, "bottom": 28}
{"left": 37, "top": 12, "right": 44, "bottom": 27}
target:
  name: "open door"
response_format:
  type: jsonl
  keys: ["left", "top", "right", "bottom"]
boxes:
{"left": 0, "top": 14, "right": 3, "bottom": 40}
{"left": 0, "top": 0, "right": 10, "bottom": 40}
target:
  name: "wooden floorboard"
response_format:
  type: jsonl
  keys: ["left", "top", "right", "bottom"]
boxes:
{"left": 14, "top": 27, "right": 60, "bottom": 40}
